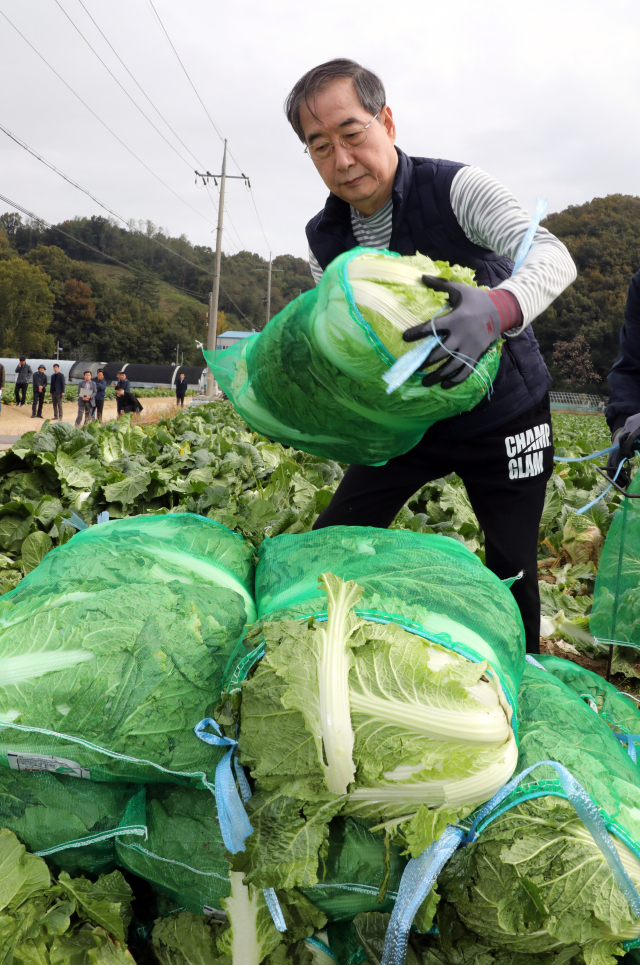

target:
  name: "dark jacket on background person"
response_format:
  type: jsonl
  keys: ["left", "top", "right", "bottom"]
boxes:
{"left": 175, "top": 377, "right": 188, "bottom": 397}
{"left": 92, "top": 377, "right": 107, "bottom": 401}
{"left": 33, "top": 371, "right": 47, "bottom": 392}
{"left": 15, "top": 363, "right": 33, "bottom": 384}
{"left": 0, "top": 363, "right": 5, "bottom": 390}
{"left": 114, "top": 377, "right": 131, "bottom": 392}
{"left": 606, "top": 269, "right": 640, "bottom": 433}
{"left": 50, "top": 371, "right": 66, "bottom": 395}
{"left": 306, "top": 147, "right": 550, "bottom": 441}
{"left": 118, "top": 390, "right": 143, "bottom": 413}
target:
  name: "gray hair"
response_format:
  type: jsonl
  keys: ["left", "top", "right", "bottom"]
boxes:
{"left": 284, "top": 58, "right": 386, "bottom": 143}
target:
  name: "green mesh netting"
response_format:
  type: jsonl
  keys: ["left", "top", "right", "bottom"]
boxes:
{"left": 250, "top": 527, "right": 525, "bottom": 720}
{"left": 537, "top": 653, "right": 640, "bottom": 736}
{"left": 0, "top": 514, "right": 254, "bottom": 786}
{"left": 205, "top": 247, "right": 501, "bottom": 466}
{"left": 591, "top": 471, "right": 640, "bottom": 650}
{"left": 298, "top": 817, "right": 406, "bottom": 922}
{"left": 115, "top": 785, "right": 230, "bottom": 916}
{"left": 440, "top": 663, "right": 640, "bottom": 957}
{"left": 0, "top": 767, "right": 145, "bottom": 875}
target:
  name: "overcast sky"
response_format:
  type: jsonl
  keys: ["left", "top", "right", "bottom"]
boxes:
{"left": 1, "top": 0, "right": 639, "bottom": 266}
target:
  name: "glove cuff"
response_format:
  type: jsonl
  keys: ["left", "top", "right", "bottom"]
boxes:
{"left": 488, "top": 289, "right": 523, "bottom": 334}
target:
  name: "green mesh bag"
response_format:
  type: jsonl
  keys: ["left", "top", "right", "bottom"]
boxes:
{"left": 252, "top": 526, "right": 525, "bottom": 719}
{"left": 0, "top": 513, "right": 255, "bottom": 787}
{"left": 0, "top": 766, "right": 145, "bottom": 876}
{"left": 591, "top": 471, "right": 640, "bottom": 650}
{"left": 440, "top": 662, "right": 640, "bottom": 960}
{"left": 537, "top": 653, "right": 640, "bottom": 737}
{"left": 115, "top": 784, "right": 231, "bottom": 916}
{"left": 206, "top": 248, "right": 501, "bottom": 466}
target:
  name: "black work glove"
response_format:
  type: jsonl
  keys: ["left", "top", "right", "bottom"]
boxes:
{"left": 402, "top": 276, "right": 523, "bottom": 388}
{"left": 606, "top": 413, "right": 640, "bottom": 487}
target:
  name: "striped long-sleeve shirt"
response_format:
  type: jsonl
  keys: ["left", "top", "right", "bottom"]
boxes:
{"left": 308, "top": 165, "right": 576, "bottom": 332}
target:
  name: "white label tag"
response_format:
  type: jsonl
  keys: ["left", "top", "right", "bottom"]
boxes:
{"left": 8, "top": 752, "right": 90, "bottom": 780}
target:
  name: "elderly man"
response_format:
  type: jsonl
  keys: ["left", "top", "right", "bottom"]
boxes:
{"left": 285, "top": 58, "right": 576, "bottom": 653}
{"left": 75, "top": 370, "right": 96, "bottom": 427}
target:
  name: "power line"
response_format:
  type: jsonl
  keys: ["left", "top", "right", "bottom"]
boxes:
{"left": 53, "top": 0, "right": 194, "bottom": 171}
{"left": 74, "top": 0, "right": 206, "bottom": 170}
{"left": 0, "top": 7, "right": 218, "bottom": 229}
{"left": 144, "top": 0, "right": 272, "bottom": 252}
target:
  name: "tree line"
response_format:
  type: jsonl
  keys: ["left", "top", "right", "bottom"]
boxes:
{"left": 1, "top": 195, "right": 638, "bottom": 390}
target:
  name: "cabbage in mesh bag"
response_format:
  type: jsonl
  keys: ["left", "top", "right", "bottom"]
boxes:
{"left": 207, "top": 248, "right": 501, "bottom": 465}
{"left": 439, "top": 663, "right": 640, "bottom": 964}
{"left": 0, "top": 514, "right": 254, "bottom": 786}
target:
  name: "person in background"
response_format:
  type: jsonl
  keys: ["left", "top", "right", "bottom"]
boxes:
{"left": 606, "top": 269, "right": 640, "bottom": 485}
{"left": 0, "top": 360, "right": 4, "bottom": 416}
{"left": 31, "top": 365, "right": 47, "bottom": 419}
{"left": 175, "top": 372, "right": 188, "bottom": 407}
{"left": 115, "top": 387, "right": 143, "bottom": 415}
{"left": 93, "top": 368, "right": 107, "bottom": 423}
{"left": 114, "top": 371, "right": 130, "bottom": 392}
{"left": 75, "top": 370, "right": 96, "bottom": 427}
{"left": 50, "top": 363, "right": 65, "bottom": 421}
{"left": 14, "top": 357, "right": 32, "bottom": 407}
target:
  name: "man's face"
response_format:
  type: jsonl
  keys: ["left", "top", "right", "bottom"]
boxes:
{"left": 53, "top": 366, "right": 59, "bottom": 373}
{"left": 116, "top": 389, "right": 124, "bottom": 396}
{"left": 118, "top": 374, "right": 125, "bottom": 381}
{"left": 299, "top": 77, "right": 398, "bottom": 214}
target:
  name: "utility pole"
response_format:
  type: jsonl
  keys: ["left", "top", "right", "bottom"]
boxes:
{"left": 196, "top": 141, "right": 250, "bottom": 398}
{"left": 254, "top": 252, "right": 283, "bottom": 327}
{"left": 56, "top": 341, "right": 62, "bottom": 361}
{"left": 175, "top": 344, "right": 179, "bottom": 367}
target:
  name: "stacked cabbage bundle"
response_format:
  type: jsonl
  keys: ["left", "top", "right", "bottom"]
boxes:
{"left": 208, "top": 248, "right": 501, "bottom": 464}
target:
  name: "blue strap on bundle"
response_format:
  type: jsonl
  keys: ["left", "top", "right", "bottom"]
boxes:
{"left": 194, "top": 718, "right": 287, "bottom": 933}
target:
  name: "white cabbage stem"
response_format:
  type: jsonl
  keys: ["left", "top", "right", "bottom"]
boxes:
{"left": 317, "top": 573, "right": 362, "bottom": 794}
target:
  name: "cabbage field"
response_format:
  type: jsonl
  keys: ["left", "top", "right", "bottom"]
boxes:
{"left": 0, "top": 403, "right": 627, "bottom": 665}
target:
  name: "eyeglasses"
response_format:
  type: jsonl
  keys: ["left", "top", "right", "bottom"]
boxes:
{"left": 304, "top": 114, "right": 380, "bottom": 161}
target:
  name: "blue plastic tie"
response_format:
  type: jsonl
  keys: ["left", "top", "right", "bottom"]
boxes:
{"left": 383, "top": 196, "right": 547, "bottom": 394}
{"left": 381, "top": 826, "right": 465, "bottom": 965}
{"left": 194, "top": 719, "right": 287, "bottom": 933}
{"left": 512, "top": 197, "right": 548, "bottom": 273}
{"left": 464, "top": 760, "right": 640, "bottom": 923}
{"left": 194, "top": 718, "right": 253, "bottom": 854}
{"left": 65, "top": 511, "right": 88, "bottom": 531}
{"left": 96, "top": 511, "right": 110, "bottom": 525}
{"left": 576, "top": 460, "right": 624, "bottom": 515}
{"left": 554, "top": 444, "right": 618, "bottom": 463}
{"left": 613, "top": 732, "right": 640, "bottom": 765}
{"left": 525, "top": 654, "right": 546, "bottom": 671}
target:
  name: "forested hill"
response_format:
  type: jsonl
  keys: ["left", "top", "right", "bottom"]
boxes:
{"left": 0, "top": 211, "right": 314, "bottom": 365}
{"left": 1, "top": 195, "right": 639, "bottom": 388}
{"left": 536, "top": 194, "right": 640, "bottom": 393}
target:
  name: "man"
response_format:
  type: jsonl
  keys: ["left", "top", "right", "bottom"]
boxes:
{"left": 605, "top": 269, "right": 640, "bottom": 485}
{"left": 285, "top": 59, "right": 576, "bottom": 654}
{"left": 32, "top": 365, "right": 47, "bottom": 419}
{"left": 14, "top": 357, "right": 32, "bottom": 407}
{"left": 50, "top": 364, "right": 65, "bottom": 421}
{"left": 75, "top": 370, "right": 96, "bottom": 427}
{"left": 175, "top": 372, "right": 188, "bottom": 407}
{"left": 114, "top": 371, "right": 130, "bottom": 392}
{"left": 0, "top": 360, "right": 4, "bottom": 416}
{"left": 93, "top": 369, "right": 107, "bottom": 423}
{"left": 115, "top": 387, "right": 143, "bottom": 415}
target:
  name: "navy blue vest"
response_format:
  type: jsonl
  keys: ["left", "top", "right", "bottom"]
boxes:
{"left": 306, "top": 148, "right": 551, "bottom": 441}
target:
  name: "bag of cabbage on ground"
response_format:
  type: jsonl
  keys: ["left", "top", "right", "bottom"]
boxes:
{"left": 0, "top": 513, "right": 255, "bottom": 787}
{"left": 0, "top": 765, "right": 145, "bottom": 877}
{"left": 207, "top": 247, "right": 501, "bottom": 465}
{"left": 215, "top": 527, "right": 523, "bottom": 904}
{"left": 436, "top": 662, "right": 640, "bottom": 965}
{"left": 591, "top": 470, "right": 640, "bottom": 665}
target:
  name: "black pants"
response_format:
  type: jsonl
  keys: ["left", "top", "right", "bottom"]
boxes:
{"left": 95, "top": 399, "right": 104, "bottom": 421}
{"left": 32, "top": 390, "right": 44, "bottom": 417}
{"left": 176, "top": 393, "right": 186, "bottom": 407}
{"left": 314, "top": 394, "right": 554, "bottom": 654}
{"left": 51, "top": 392, "right": 64, "bottom": 419}
{"left": 15, "top": 383, "right": 26, "bottom": 405}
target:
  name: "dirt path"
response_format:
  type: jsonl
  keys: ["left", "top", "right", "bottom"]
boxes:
{"left": 0, "top": 396, "right": 185, "bottom": 443}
